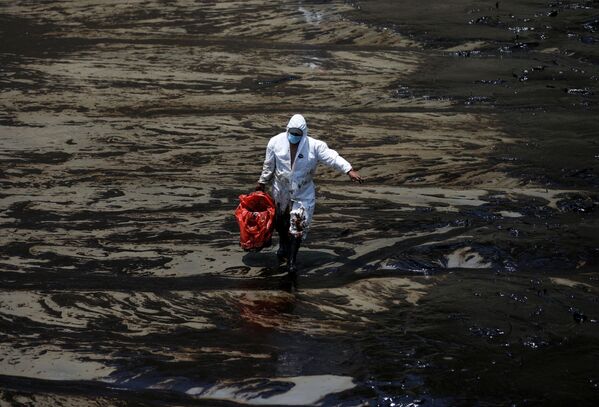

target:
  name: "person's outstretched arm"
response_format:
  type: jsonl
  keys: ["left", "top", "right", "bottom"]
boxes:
{"left": 316, "top": 141, "right": 363, "bottom": 183}
{"left": 256, "top": 140, "right": 275, "bottom": 191}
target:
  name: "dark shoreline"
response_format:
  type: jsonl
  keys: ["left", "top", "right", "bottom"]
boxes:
{"left": 1, "top": 1, "right": 598, "bottom": 405}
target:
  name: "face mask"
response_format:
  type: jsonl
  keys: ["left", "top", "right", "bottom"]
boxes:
{"left": 287, "top": 132, "right": 302, "bottom": 144}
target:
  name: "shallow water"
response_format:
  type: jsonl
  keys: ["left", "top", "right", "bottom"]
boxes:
{"left": 1, "top": 0, "right": 599, "bottom": 405}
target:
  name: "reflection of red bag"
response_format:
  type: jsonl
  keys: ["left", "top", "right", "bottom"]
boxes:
{"left": 235, "top": 191, "right": 276, "bottom": 251}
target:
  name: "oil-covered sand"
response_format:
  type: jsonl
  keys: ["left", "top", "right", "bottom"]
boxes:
{"left": 1, "top": 1, "right": 599, "bottom": 405}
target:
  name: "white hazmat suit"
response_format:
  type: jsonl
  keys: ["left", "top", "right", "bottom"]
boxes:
{"left": 258, "top": 114, "right": 352, "bottom": 239}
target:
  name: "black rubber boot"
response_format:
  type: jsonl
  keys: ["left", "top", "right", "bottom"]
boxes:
{"left": 276, "top": 234, "right": 289, "bottom": 267}
{"left": 275, "top": 207, "right": 290, "bottom": 267}
{"left": 287, "top": 235, "right": 302, "bottom": 289}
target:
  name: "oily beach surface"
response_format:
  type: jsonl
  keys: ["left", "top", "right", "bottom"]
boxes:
{"left": 1, "top": 1, "right": 599, "bottom": 405}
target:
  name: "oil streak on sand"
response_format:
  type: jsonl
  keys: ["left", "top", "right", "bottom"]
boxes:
{"left": 1, "top": 0, "right": 599, "bottom": 405}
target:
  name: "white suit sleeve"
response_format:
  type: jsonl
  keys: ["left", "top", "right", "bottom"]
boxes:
{"left": 258, "top": 140, "right": 275, "bottom": 184}
{"left": 316, "top": 142, "right": 352, "bottom": 174}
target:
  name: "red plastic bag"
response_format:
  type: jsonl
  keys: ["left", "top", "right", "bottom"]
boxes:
{"left": 235, "top": 191, "right": 276, "bottom": 251}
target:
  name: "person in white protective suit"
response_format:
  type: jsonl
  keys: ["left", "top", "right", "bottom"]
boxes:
{"left": 256, "top": 114, "right": 363, "bottom": 283}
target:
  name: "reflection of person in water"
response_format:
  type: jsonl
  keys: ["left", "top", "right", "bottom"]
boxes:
{"left": 256, "top": 114, "right": 363, "bottom": 285}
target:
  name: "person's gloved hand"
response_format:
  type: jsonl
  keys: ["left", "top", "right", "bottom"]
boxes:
{"left": 255, "top": 183, "right": 265, "bottom": 192}
{"left": 347, "top": 169, "right": 364, "bottom": 184}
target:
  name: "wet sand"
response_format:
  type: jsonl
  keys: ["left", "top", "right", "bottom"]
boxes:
{"left": 1, "top": 1, "right": 599, "bottom": 405}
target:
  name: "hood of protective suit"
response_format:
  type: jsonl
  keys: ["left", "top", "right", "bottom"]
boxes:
{"left": 286, "top": 114, "right": 308, "bottom": 137}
